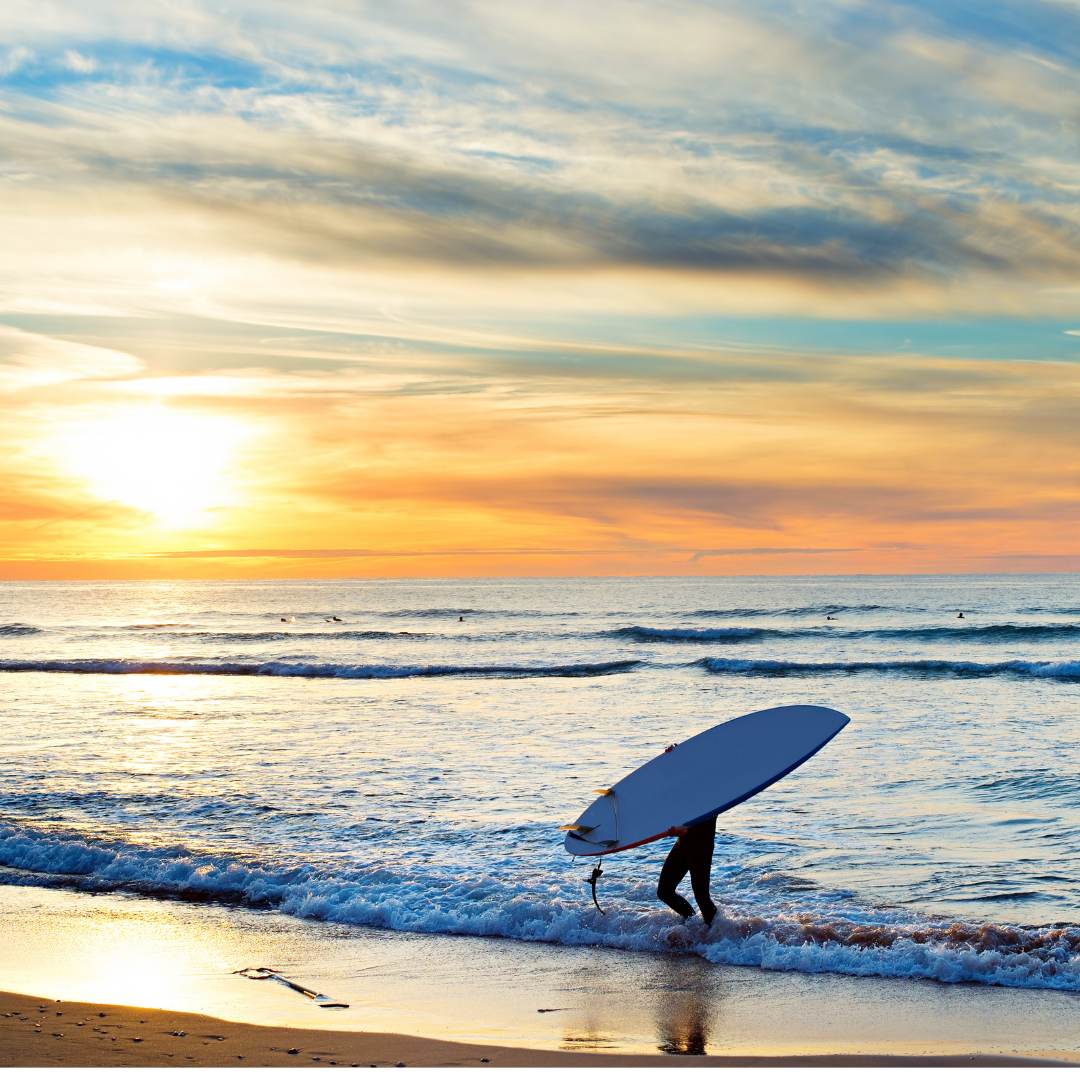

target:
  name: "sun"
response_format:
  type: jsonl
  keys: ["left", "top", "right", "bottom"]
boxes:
{"left": 56, "top": 405, "right": 247, "bottom": 529}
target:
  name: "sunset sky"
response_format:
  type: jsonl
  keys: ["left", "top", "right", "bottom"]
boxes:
{"left": 2, "top": 0, "right": 1078, "bottom": 578}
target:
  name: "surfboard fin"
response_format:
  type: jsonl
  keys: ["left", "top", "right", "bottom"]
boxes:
{"left": 559, "top": 823, "right": 595, "bottom": 834}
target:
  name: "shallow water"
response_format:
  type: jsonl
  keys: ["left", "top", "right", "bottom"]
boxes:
{"left": 1, "top": 576, "right": 1078, "bottom": 992}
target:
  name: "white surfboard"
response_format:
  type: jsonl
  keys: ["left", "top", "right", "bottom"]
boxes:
{"left": 562, "top": 704, "right": 849, "bottom": 856}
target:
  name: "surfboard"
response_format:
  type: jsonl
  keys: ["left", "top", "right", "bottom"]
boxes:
{"left": 562, "top": 704, "right": 849, "bottom": 856}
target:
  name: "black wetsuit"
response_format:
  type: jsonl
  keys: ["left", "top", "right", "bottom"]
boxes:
{"left": 657, "top": 816, "right": 717, "bottom": 925}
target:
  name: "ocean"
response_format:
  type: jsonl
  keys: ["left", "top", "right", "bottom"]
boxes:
{"left": 1, "top": 575, "right": 1078, "bottom": 995}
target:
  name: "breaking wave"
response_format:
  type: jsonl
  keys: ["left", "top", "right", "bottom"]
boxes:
{"left": 0, "top": 824, "right": 1077, "bottom": 993}
{"left": 689, "top": 605, "right": 900, "bottom": 617}
{"left": 373, "top": 608, "right": 580, "bottom": 619}
{"left": 151, "top": 629, "right": 432, "bottom": 643}
{"left": 2, "top": 654, "right": 1078, "bottom": 683}
{"left": 698, "top": 657, "right": 1080, "bottom": 682}
{"left": 615, "top": 622, "right": 1080, "bottom": 644}
{"left": 0, "top": 657, "right": 640, "bottom": 680}
{"left": 0, "top": 623, "right": 41, "bottom": 636}
{"left": 614, "top": 626, "right": 769, "bottom": 643}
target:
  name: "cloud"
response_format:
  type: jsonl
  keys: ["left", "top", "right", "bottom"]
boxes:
{"left": 62, "top": 48, "right": 96, "bottom": 73}
{"left": 0, "top": 326, "right": 142, "bottom": 391}
{"left": 690, "top": 547, "right": 859, "bottom": 560}
{"left": 1, "top": 0, "right": 1079, "bottom": 321}
{"left": 154, "top": 546, "right": 628, "bottom": 559}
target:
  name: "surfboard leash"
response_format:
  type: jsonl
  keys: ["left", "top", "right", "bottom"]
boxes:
{"left": 585, "top": 858, "right": 605, "bottom": 915}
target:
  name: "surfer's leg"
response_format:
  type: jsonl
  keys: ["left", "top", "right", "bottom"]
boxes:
{"left": 657, "top": 840, "right": 694, "bottom": 918}
{"left": 687, "top": 833, "right": 717, "bottom": 926}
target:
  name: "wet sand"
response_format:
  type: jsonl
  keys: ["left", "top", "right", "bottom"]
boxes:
{"left": 1, "top": 989, "right": 1069, "bottom": 1068}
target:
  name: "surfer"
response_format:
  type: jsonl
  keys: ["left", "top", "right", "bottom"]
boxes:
{"left": 957, "top": 611, "right": 965, "bottom": 619}
{"left": 657, "top": 816, "right": 717, "bottom": 926}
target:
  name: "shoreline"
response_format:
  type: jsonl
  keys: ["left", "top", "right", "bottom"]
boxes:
{"left": 1, "top": 990, "right": 1070, "bottom": 1068}
{"left": 2, "top": 883, "right": 1080, "bottom": 1065}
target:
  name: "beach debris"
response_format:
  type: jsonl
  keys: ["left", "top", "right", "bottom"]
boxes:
{"left": 536, "top": 1008, "right": 571, "bottom": 1013}
{"left": 233, "top": 966, "right": 350, "bottom": 1008}
{"left": 287, "top": 1047, "right": 301, "bottom": 1055}
{"left": 395, "top": 1062, "right": 406, "bottom": 1067}
{"left": 480, "top": 1058, "right": 491, "bottom": 1063}
{"left": 132, "top": 1037, "right": 143, "bottom": 1043}
{"left": 169, "top": 1030, "right": 187, "bottom": 1037}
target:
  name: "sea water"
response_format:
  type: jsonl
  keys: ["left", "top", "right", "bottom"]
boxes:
{"left": 0, "top": 576, "right": 1078, "bottom": 993}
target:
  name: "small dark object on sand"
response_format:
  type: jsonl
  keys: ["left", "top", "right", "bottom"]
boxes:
{"left": 169, "top": 1030, "right": 187, "bottom": 1037}
{"left": 480, "top": 1058, "right": 491, "bottom": 1063}
{"left": 287, "top": 1047, "right": 301, "bottom": 1055}
{"left": 234, "top": 966, "right": 349, "bottom": 1008}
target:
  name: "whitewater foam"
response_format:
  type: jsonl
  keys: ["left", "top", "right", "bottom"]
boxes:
{"left": 1, "top": 824, "right": 1076, "bottom": 993}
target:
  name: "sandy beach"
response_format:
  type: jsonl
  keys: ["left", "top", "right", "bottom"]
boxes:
{"left": 3, "top": 989, "right": 1072, "bottom": 1068}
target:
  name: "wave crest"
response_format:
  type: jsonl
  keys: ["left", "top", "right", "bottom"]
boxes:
{"left": 615, "top": 622, "right": 1080, "bottom": 644}
{"left": 0, "top": 657, "right": 640, "bottom": 680}
{"left": 699, "top": 657, "right": 1080, "bottom": 682}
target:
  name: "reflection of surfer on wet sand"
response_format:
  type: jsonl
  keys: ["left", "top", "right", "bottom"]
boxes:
{"left": 656, "top": 970, "right": 712, "bottom": 1056}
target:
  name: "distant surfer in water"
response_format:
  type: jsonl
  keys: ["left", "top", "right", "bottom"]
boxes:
{"left": 957, "top": 611, "right": 965, "bottom": 619}
{"left": 657, "top": 816, "right": 718, "bottom": 926}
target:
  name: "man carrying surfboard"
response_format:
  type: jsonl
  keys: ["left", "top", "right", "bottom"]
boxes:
{"left": 563, "top": 706, "right": 850, "bottom": 922}
{"left": 657, "top": 816, "right": 718, "bottom": 925}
